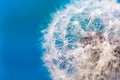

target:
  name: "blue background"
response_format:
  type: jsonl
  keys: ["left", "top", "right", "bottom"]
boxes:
{"left": 0, "top": 0, "right": 69, "bottom": 80}
{"left": 0, "top": 0, "right": 119, "bottom": 80}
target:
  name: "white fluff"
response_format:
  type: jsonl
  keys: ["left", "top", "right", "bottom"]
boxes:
{"left": 42, "top": 0, "right": 120, "bottom": 80}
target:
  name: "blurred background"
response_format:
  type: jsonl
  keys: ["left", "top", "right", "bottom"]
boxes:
{"left": 0, "top": 0, "right": 69, "bottom": 80}
{"left": 0, "top": 0, "right": 120, "bottom": 80}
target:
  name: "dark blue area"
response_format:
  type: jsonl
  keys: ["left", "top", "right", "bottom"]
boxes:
{"left": 0, "top": 0, "right": 70, "bottom": 80}
{"left": 118, "top": 0, "right": 120, "bottom": 3}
